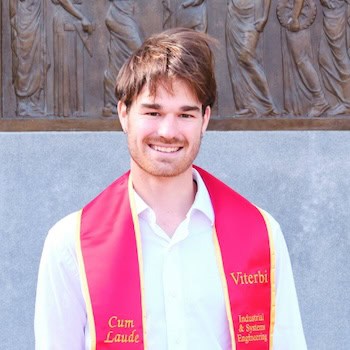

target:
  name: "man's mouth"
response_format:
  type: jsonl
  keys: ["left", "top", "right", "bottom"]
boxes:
{"left": 150, "top": 145, "right": 182, "bottom": 153}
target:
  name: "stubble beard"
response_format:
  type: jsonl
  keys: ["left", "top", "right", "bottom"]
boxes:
{"left": 128, "top": 136, "right": 202, "bottom": 178}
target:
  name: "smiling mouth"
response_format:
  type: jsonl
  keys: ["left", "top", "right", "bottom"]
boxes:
{"left": 150, "top": 145, "right": 182, "bottom": 153}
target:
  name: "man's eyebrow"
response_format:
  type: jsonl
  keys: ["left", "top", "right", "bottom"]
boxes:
{"left": 140, "top": 103, "right": 201, "bottom": 112}
{"left": 180, "top": 105, "right": 201, "bottom": 112}
{"left": 141, "top": 103, "right": 162, "bottom": 109}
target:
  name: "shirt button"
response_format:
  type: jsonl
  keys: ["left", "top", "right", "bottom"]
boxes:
{"left": 175, "top": 337, "right": 182, "bottom": 346}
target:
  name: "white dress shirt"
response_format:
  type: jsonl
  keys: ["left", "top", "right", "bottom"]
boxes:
{"left": 35, "top": 170, "right": 307, "bottom": 349}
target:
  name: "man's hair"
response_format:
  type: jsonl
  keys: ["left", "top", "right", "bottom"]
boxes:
{"left": 115, "top": 28, "right": 217, "bottom": 111}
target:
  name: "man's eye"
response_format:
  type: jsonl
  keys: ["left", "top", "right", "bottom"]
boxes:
{"left": 180, "top": 114, "right": 192, "bottom": 119}
{"left": 146, "top": 112, "right": 160, "bottom": 117}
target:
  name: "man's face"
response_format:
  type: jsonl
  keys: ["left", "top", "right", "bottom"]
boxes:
{"left": 118, "top": 79, "right": 211, "bottom": 178}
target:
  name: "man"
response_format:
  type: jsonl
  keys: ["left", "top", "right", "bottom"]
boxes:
{"left": 35, "top": 29, "right": 307, "bottom": 349}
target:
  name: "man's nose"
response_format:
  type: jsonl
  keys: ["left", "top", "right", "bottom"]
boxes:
{"left": 157, "top": 115, "right": 179, "bottom": 139}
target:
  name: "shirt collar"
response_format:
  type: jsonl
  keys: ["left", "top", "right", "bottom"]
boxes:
{"left": 190, "top": 168, "right": 214, "bottom": 225}
{"left": 132, "top": 167, "right": 214, "bottom": 225}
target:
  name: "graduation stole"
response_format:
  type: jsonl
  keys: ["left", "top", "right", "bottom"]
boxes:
{"left": 77, "top": 165, "right": 276, "bottom": 350}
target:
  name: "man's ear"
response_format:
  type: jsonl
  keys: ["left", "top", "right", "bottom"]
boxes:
{"left": 117, "top": 101, "right": 128, "bottom": 133}
{"left": 201, "top": 106, "right": 211, "bottom": 135}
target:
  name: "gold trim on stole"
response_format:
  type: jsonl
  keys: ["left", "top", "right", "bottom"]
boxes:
{"left": 128, "top": 175, "right": 148, "bottom": 349}
{"left": 257, "top": 208, "right": 276, "bottom": 350}
{"left": 76, "top": 209, "right": 97, "bottom": 350}
{"left": 212, "top": 227, "right": 236, "bottom": 350}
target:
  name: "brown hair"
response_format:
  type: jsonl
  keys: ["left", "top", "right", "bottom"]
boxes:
{"left": 115, "top": 28, "right": 217, "bottom": 112}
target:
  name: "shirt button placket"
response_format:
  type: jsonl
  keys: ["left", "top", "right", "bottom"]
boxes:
{"left": 163, "top": 244, "right": 185, "bottom": 350}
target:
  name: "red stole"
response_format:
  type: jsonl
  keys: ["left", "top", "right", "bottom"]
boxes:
{"left": 77, "top": 166, "right": 275, "bottom": 349}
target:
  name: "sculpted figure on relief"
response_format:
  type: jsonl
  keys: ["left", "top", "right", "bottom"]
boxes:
{"left": 162, "top": 0, "right": 207, "bottom": 32}
{"left": 277, "top": 0, "right": 330, "bottom": 117}
{"left": 226, "top": 0, "right": 278, "bottom": 118}
{"left": 9, "top": 0, "right": 48, "bottom": 117}
{"left": 103, "top": 0, "right": 143, "bottom": 117}
{"left": 319, "top": 0, "right": 350, "bottom": 116}
{"left": 51, "top": 0, "right": 94, "bottom": 117}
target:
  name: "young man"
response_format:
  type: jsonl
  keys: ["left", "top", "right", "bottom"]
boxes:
{"left": 35, "top": 29, "right": 307, "bottom": 349}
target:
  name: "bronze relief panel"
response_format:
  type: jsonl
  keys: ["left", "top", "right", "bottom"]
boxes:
{"left": 1, "top": 0, "right": 350, "bottom": 130}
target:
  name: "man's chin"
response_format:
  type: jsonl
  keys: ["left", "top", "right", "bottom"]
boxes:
{"left": 137, "top": 162, "right": 192, "bottom": 178}
{"left": 145, "top": 167, "right": 187, "bottom": 178}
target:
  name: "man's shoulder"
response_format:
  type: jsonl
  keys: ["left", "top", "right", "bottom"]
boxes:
{"left": 49, "top": 210, "right": 81, "bottom": 235}
{"left": 258, "top": 208, "right": 281, "bottom": 232}
{"left": 44, "top": 211, "right": 81, "bottom": 259}
{"left": 256, "top": 207, "right": 287, "bottom": 250}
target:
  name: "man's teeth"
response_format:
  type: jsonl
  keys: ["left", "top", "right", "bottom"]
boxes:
{"left": 152, "top": 145, "right": 180, "bottom": 153}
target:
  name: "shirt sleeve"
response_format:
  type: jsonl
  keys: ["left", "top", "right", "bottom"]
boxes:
{"left": 34, "top": 212, "right": 87, "bottom": 350}
{"left": 264, "top": 211, "right": 308, "bottom": 350}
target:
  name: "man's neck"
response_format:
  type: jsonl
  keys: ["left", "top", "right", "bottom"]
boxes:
{"left": 131, "top": 166, "right": 197, "bottom": 237}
